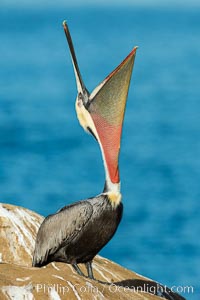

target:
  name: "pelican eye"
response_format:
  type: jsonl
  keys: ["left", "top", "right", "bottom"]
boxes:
{"left": 77, "top": 93, "right": 84, "bottom": 107}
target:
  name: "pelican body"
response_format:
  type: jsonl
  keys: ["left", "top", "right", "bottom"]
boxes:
{"left": 33, "top": 195, "right": 122, "bottom": 277}
{"left": 32, "top": 21, "right": 137, "bottom": 279}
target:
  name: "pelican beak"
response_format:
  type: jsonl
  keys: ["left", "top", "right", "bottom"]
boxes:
{"left": 63, "top": 21, "right": 137, "bottom": 185}
{"left": 63, "top": 21, "right": 89, "bottom": 105}
{"left": 88, "top": 47, "right": 137, "bottom": 184}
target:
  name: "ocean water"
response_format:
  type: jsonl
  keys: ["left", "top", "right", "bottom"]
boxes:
{"left": 0, "top": 5, "right": 199, "bottom": 299}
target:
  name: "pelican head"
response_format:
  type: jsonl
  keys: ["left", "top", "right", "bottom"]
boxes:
{"left": 63, "top": 21, "right": 137, "bottom": 193}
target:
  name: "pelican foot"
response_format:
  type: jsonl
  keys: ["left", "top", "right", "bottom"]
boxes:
{"left": 72, "top": 263, "right": 85, "bottom": 277}
{"left": 85, "top": 261, "right": 95, "bottom": 280}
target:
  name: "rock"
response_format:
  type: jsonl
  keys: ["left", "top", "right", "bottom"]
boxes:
{"left": 0, "top": 203, "right": 185, "bottom": 300}
{"left": 0, "top": 203, "right": 43, "bottom": 266}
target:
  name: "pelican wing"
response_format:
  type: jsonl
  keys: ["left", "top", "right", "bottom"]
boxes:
{"left": 33, "top": 201, "right": 93, "bottom": 266}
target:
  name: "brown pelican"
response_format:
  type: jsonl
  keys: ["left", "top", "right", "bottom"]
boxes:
{"left": 32, "top": 21, "right": 137, "bottom": 280}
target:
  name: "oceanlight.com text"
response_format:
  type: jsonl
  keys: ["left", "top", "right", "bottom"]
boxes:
{"left": 35, "top": 282, "right": 194, "bottom": 296}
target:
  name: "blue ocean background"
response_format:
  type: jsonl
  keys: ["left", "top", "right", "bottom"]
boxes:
{"left": 0, "top": 4, "right": 199, "bottom": 299}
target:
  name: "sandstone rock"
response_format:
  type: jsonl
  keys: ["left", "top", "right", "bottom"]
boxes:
{"left": 0, "top": 203, "right": 184, "bottom": 300}
{"left": 0, "top": 203, "right": 43, "bottom": 266}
